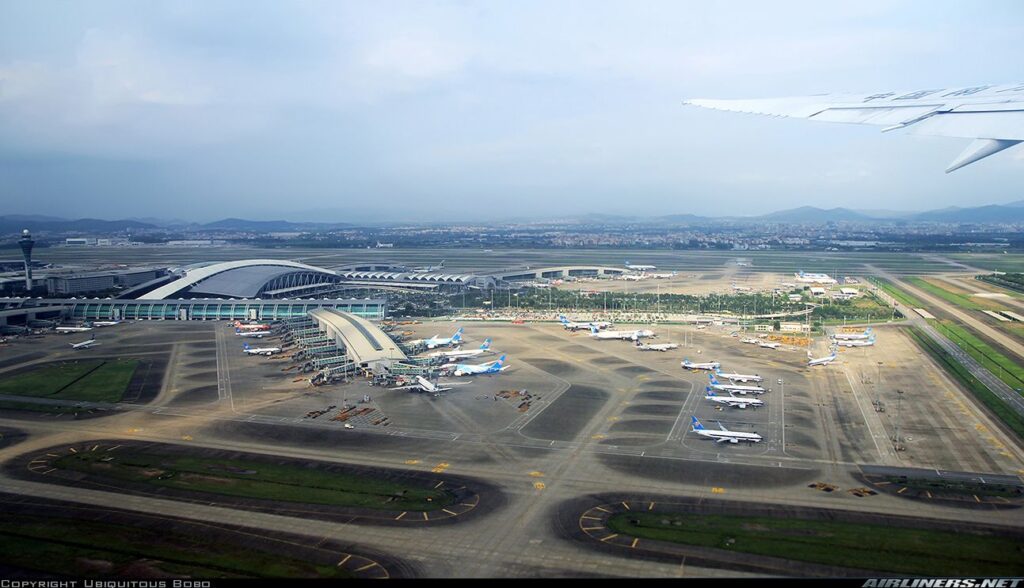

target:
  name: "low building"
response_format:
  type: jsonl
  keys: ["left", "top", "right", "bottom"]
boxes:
{"left": 787, "top": 294, "right": 803, "bottom": 302}
{"left": 780, "top": 322, "right": 811, "bottom": 333}
{"left": 810, "top": 287, "right": 827, "bottom": 297}
{"left": 754, "top": 324, "right": 773, "bottom": 332}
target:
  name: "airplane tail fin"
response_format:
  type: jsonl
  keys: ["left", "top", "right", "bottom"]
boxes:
{"left": 709, "top": 373, "right": 719, "bottom": 385}
{"left": 481, "top": 338, "right": 492, "bottom": 350}
{"left": 590, "top": 325, "right": 599, "bottom": 334}
{"left": 691, "top": 416, "right": 704, "bottom": 430}
{"left": 705, "top": 386, "right": 715, "bottom": 397}
{"left": 243, "top": 343, "right": 250, "bottom": 349}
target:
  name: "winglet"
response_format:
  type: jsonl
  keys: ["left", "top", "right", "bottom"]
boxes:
{"left": 946, "top": 139, "right": 1022, "bottom": 173}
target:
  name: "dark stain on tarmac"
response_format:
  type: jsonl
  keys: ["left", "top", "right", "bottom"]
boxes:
{"left": 622, "top": 404, "right": 681, "bottom": 417}
{"left": 598, "top": 453, "right": 819, "bottom": 488}
{"left": 615, "top": 365, "right": 655, "bottom": 377}
{"left": 521, "top": 358, "right": 578, "bottom": 377}
{"left": 635, "top": 390, "right": 687, "bottom": 402}
{"left": 599, "top": 436, "right": 660, "bottom": 447}
{"left": 186, "top": 359, "right": 217, "bottom": 370}
{"left": 610, "top": 419, "right": 673, "bottom": 435}
{"left": 167, "top": 385, "right": 219, "bottom": 406}
{"left": 521, "top": 385, "right": 609, "bottom": 442}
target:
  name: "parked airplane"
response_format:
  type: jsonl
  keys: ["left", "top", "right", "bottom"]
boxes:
{"left": 732, "top": 283, "right": 753, "bottom": 292}
{"left": 90, "top": 320, "right": 121, "bottom": 327}
{"left": 449, "top": 355, "right": 509, "bottom": 377}
{"left": 635, "top": 340, "right": 679, "bottom": 352}
{"left": 235, "top": 328, "right": 267, "bottom": 338}
{"left": 70, "top": 337, "right": 99, "bottom": 350}
{"left": 740, "top": 337, "right": 760, "bottom": 345}
{"left": 559, "top": 315, "right": 611, "bottom": 331}
{"left": 648, "top": 271, "right": 678, "bottom": 279}
{"left": 243, "top": 342, "right": 282, "bottom": 356}
{"left": 413, "top": 328, "right": 463, "bottom": 349}
{"left": 390, "top": 375, "right": 469, "bottom": 395}
{"left": 709, "top": 374, "right": 766, "bottom": 395}
{"left": 56, "top": 326, "right": 93, "bottom": 334}
{"left": 704, "top": 388, "right": 764, "bottom": 409}
{"left": 621, "top": 273, "right": 648, "bottom": 281}
{"left": 714, "top": 368, "right": 763, "bottom": 383}
{"left": 808, "top": 351, "right": 839, "bottom": 367}
{"left": 835, "top": 336, "right": 876, "bottom": 348}
{"left": 430, "top": 338, "right": 492, "bottom": 360}
{"left": 691, "top": 416, "right": 762, "bottom": 444}
{"left": 791, "top": 270, "right": 838, "bottom": 285}
{"left": 833, "top": 327, "right": 872, "bottom": 341}
{"left": 758, "top": 341, "right": 781, "bottom": 349}
{"left": 685, "top": 84, "right": 1024, "bottom": 172}
{"left": 233, "top": 321, "right": 270, "bottom": 331}
{"left": 590, "top": 325, "right": 655, "bottom": 341}
{"left": 682, "top": 358, "right": 721, "bottom": 371}
{"left": 414, "top": 260, "right": 446, "bottom": 272}
{"left": 625, "top": 261, "right": 657, "bottom": 271}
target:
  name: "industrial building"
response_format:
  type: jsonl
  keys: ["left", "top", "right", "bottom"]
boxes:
{"left": 45, "top": 267, "right": 165, "bottom": 296}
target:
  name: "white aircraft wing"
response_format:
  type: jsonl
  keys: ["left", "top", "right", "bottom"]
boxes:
{"left": 685, "top": 83, "right": 1024, "bottom": 172}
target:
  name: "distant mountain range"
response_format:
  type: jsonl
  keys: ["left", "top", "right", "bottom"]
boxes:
{"left": 2, "top": 200, "right": 1023, "bottom": 234}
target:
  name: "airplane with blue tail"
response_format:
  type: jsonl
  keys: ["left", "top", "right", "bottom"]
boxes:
{"left": 691, "top": 416, "right": 762, "bottom": 444}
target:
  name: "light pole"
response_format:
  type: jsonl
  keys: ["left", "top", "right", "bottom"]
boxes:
{"left": 893, "top": 388, "right": 904, "bottom": 452}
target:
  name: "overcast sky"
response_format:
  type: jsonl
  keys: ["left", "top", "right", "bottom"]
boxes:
{"left": 1, "top": 1, "right": 1022, "bottom": 222}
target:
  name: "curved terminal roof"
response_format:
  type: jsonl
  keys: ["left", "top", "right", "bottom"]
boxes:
{"left": 140, "top": 259, "right": 339, "bottom": 300}
{"left": 308, "top": 307, "right": 407, "bottom": 366}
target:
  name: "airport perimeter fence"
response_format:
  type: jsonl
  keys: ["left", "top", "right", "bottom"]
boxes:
{"left": 933, "top": 323, "right": 1024, "bottom": 393}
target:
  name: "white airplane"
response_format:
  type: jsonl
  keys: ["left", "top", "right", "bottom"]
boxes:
{"left": 691, "top": 416, "right": 762, "bottom": 444}
{"left": 714, "top": 368, "right": 763, "bottom": 383}
{"left": 704, "top": 387, "right": 764, "bottom": 409}
{"left": 808, "top": 350, "right": 838, "bottom": 367}
{"left": 390, "top": 375, "right": 469, "bottom": 395}
{"left": 56, "top": 326, "right": 93, "bottom": 334}
{"left": 235, "top": 328, "right": 267, "bottom": 338}
{"left": 414, "top": 260, "right": 446, "bottom": 272}
{"left": 836, "top": 336, "right": 876, "bottom": 348}
{"left": 234, "top": 321, "right": 270, "bottom": 332}
{"left": 740, "top": 337, "right": 760, "bottom": 345}
{"left": 732, "top": 283, "right": 753, "bottom": 292}
{"left": 635, "top": 340, "right": 679, "bottom": 352}
{"left": 90, "top": 320, "right": 121, "bottom": 327}
{"left": 412, "top": 328, "right": 463, "bottom": 349}
{"left": 685, "top": 83, "right": 1024, "bottom": 173}
{"left": 758, "top": 341, "right": 781, "bottom": 349}
{"left": 449, "top": 355, "right": 509, "bottom": 377}
{"left": 70, "top": 337, "right": 99, "bottom": 350}
{"left": 430, "top": 338, "right": 492, "bottom": 360}
{"left": 589, "top": 325, "right": 655, "bottom": 341}
{"left": 625, "top": 261, "right": 657, "bottom": 271}
{"left": 682, "top": 358, "right": 721, "bottom": 371}
{"left": 833, "top": 327, "right": 872, "bottom": 341}
{"left": 243, "top": 342, "right": 282, "bottom": 356}
{"left": 709, "top": 374, "right": 765, "bottom": 395}
{"left": 791, "top": 271, "right": 838, "bottom": 285}
{"left": 648, "top": 271, "right": 678, "bottom": 279}
{"left": 559, "top": 315, "right": 611, "bottom": 331}
{"left": 622, "top": 273, "right": 649, "bottom": 281}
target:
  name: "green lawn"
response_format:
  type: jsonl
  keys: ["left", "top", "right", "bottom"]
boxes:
{"left": 607, "top": 512, "right": 1024, "bottom": 576}
{"left": 0, "top": 517, "right": 350, "bottom": 578}
{"left": 55, "top": 450, "right": 455, "bottom": 511}
{"left": 867, "top": 277, "right": 925, "bottom": 308}
{"left": 0, "top": 359, "right": 138, "bottom": 403}
{"left": 906, "top": 277, "right": 988, "bottom": 310}
{"left": 931, "top": 321, "right": 1024, "bottom": 392}
{"left": 907, "top": 327, "right": 1024, "bottom": 440}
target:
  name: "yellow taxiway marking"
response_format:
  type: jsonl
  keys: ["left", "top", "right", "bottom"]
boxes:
{"left": 591, "top": 434, "right": 606, "bottom": 440}
{"left": 648, "top": 501, "right": 655, "bottom": 511}
{"left": 581, "top": 515, "right": 601, "bottom": 521}
{"left": 405, "top": 459, "right": 420, "bottom": 465}
{"left": 422, "top": 512, "right": 430, "bottom": 521}
{"left": 443, "top": 509, "right": 458, "bottom": 516}
{"left": 355, "top": 562, "right": 379, "bottom": 572}
{"left": 181, "top": 435, "right": 193, "bottom": 441}
{"left": 581, "top": 526, "right": 605, "bottom": 532}
{"left": 897, "top": 487, "right": 908, "bottom": 494}
{"left": 433, "top": 481, "right": 445, "bottom": 489}
{"left": 621, "top": 502, "right": 630, "bottom": 510}
{"left": 925, "top": 491, "right": 932, "bottom": 499}
{"left": 711, "top": 487, "right": 725, "bottom": 494}
{"left": 534, "top": 482, "right": 546, "bottom": 490}
{"left": 40, "top": 468, "right": 56, "bottom": 475}
{"left": 91, "top": 445, "right": 99, "bottom": 452}
{"left": 529, "top": 471, "right": 544, "bottom": 477}
{"left": 46, "top": 453, "right": 59, "bottom": 457}
{"left": 607, "top": 416, "right": 620, "bottom": 422}
{"left": 595, "top": 506, "right": 610, "bottom": 513}
{"left": 106, "top": 445, "right": 121, "bottom": 452}
{"left": 974, "top": 495, "right": 981, "bottom": 503}
{"left": 68, "top": 447, "right": 77, "bottom": 453}
{"left": 631, "top": 538, "right": 640, "bottom": 549}
{"left": 431, "top": 462, "right": 450, "bottom": 473}
{"left": 336, "top": 554, "right": 352, "bottom": 567}
{"left": 394, "top": 512, "right": 407, "bottom": 521}
{"left": 600, "top": 534, "right": 619, "bottom": 542}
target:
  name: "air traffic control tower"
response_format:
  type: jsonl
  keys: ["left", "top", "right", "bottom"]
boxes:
{"left": 18, "top": 229, "right": 34, "bottom": 291}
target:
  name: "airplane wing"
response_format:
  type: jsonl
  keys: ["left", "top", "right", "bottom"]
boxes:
{"left": 715, "top": 437, "right": 730, "bottom": 444}
{"left": 716, "top": 421, "right": 729, "bottom": 432}
{"left": 685, "top": 83, "right": 1024, "bottom": 172}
